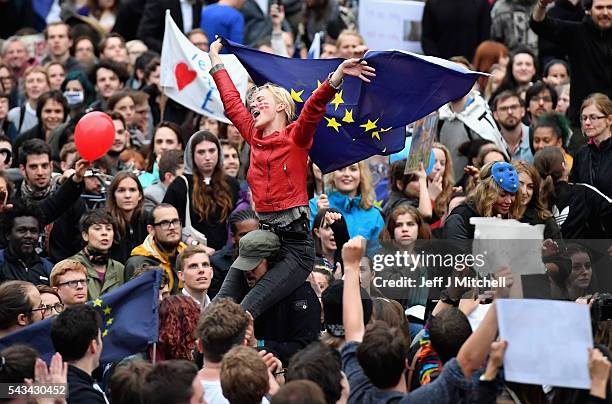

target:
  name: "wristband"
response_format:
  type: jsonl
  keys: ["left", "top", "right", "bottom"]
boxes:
{"left": 327, "top": 72, "right": 343, "bottom": 90}
{"left": 209, "top": 63, "right": 226, "bottom": 75}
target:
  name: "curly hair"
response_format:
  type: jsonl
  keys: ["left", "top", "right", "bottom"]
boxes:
{"left": 466, "top": 162, "right": 522, "bottom": 218}
{"left": 157, "top": 296, "right": 201, "bottom": 361}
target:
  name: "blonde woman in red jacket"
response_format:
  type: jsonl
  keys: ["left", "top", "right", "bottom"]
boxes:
{"left": 209, "top": 38, "right": 376, "bottom": 319}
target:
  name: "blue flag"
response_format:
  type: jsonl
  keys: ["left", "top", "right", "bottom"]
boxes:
{"left": 0, "top": 270, "right": 162, "bottom": 364}
{"left": 221, "top": 38, "right": 482, "bottom": 173}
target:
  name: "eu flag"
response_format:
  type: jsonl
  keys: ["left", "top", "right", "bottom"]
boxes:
{"left": 221, "top": 38, "right": 482, "bottom": 173}
{"left": 0, "top": 270, "right": 162, "bottom": 364}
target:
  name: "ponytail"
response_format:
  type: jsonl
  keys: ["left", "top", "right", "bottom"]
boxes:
{"left": 539, "top": 174, "right": 557, "bottom": 210}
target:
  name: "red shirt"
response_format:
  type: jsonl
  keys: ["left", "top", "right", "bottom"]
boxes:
{"left": 212, "top": 69, "right": 336, "bottom": 212}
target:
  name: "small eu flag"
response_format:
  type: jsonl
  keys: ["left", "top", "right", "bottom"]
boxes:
{"left": 221, "top": 38, "right": 482, "bottom": 173}
{"left": 0, "top": 270, "right": 162, "bottom": 364}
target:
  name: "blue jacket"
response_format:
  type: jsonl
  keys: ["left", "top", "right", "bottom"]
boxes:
{"left": 309, "top": 191, "right": 384, "bottom": 256}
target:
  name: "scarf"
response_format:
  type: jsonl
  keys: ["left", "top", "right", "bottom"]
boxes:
{"left": 20, "top": 174, "right": 61, "bottom": 202}
{"left": 83, "top": 246, "right": 110, "bottom": 266}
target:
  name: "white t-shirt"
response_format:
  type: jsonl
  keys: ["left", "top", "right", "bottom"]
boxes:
{"left": 200, "top": 380, "right": 270, "bottom": 404}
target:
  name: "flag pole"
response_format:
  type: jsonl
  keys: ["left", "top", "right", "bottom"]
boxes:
{"left": 159, "top": 89, "right": 168, "bottom": 122}
{"left": 152, "top": 342, "right": 157, "bottom": 365}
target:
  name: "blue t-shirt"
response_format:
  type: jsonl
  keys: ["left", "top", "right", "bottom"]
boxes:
{"left": 200, "top": 4, "right": 244, "bottom": 44}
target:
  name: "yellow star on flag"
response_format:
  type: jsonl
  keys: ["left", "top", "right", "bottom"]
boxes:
{"left": 330, "top": 90, "right": 344, "bottom": 111}
{"left": 106, "top": 318, "right": 114, "bottom": 326}
{"left": 103, "top": 306, "right": 112, "bottom": 315}
{"left": 374, "top": 200, "right": 383, "bottom": 209}
{"left": 360, "top": 118, "right": 379, "bottom": 132}
{"left": 290, "top": 89, "right": 304, "bottom": 103}
{"left": 311, "top": 80, "right": 322, "bottom": 94}
{"left": 372, "top": 131, "right": 381, "bottom": 141}
{"left": 93, "top": 298, "right": 103, "bottom": 307}
{"left": 342, "top": 109, "right": 354, "bottom": 123}
{"left": 102, "top": 329, "right": 109, "bottom": 337}
{"left": 324, "top": 116, "right": 342, "bottom": 132}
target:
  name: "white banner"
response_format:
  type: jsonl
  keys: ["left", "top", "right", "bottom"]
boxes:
{"left": 160, "top": 11, "right": 249, "bottom": 124}
{"left": 358, "top": 0, "right": 425, "bottom": 53}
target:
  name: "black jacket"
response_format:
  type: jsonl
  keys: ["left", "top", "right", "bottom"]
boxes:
{"left": 109, "top": 211, "right": 150, "bottom": 264}
{"left": 570, "top": 137, "right": 612, "bottom": 199}
{"left": 537, "top": 0, "right": 584, "bottom": 64}
{"left": 530, "top": 15, "right": 612, "bottom": 125}
{"left": 255, "top": 282, "right": 321, "bottom": 366}
{"left": 0, "top": 249, "right": 53, "bottom": 285}
{"left": 67, "top": 365, "right": 106, "bottom": 404}
{"left": 49, "top": 198, "right": 88, "bottom": 263}
{"left": 442, "top": 203, "right": 479, "bottom": 240}
{"left": 520, "top": 205, "right": 562, "bottom": 240}
{"left": 0, "top": 177, "right": 85, "bottom": 250}
{"left": 162, "top": 174, "right": 240, "bottom": 250}
{"left": 421, "top": 0, "right": 491, "bottom": 61}
{"left": 137, "top": 0, "right": 203, "bottom": 53}
{"left": 552, "top": 181, "right": 612, "bottom": 239}
{"left": 209, "top": 244, "right": 234, "bottom": 299}
{"left": 111, "top": 0, "right": 146, "bottom": 41}
{"left": 0, "top": 0, "right": 36, "bottom": 39}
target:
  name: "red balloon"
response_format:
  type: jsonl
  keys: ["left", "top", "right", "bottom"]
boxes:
{"left": 74, "top": 111, "right": 116, "bottom": 161}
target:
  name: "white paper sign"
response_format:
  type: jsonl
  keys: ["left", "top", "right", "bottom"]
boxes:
{"left": 358, "top": 0, "right": 425, "bottom": 53}
{"left": 497, "top": 299, "right": 593, "bottom": 389}
{"left": 160, "top": 11, "right": 249, "bottom": 124}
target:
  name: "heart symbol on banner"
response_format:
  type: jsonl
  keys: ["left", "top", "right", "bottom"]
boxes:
{"left": 174, "top": 62, "right": 197, "bottom": 91}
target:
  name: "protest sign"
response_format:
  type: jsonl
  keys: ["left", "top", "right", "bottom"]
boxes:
{"left": 471, "top": 218, "right": 545, "bottom": 297}
{"left": 497, "top": 299, "right": 593, "bottom": 389}
{"left": 160, "top": 11, "right": 249, "bottom": 124}
{"left": 405, "top": 112, "right": 438, "bottom": 174}
{"left": 358, "top": 0, "right": 425, "bottom": 53}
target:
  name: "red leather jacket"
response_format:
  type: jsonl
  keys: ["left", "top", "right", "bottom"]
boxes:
{"left": 213, "top": 69, "right": 336, "bottom": 212}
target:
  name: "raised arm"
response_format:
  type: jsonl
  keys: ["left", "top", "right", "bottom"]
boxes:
{"left": 209, "top": 39, "right": 256, "bottom": 145}
{"left": 292, "top": 59, "right": 376, "bottom": 148}
{"left": 532, "top": 0, "right": 553, "bottom": 22}
{"left": 342, "top": 236, "right": 366, "bottom": 343}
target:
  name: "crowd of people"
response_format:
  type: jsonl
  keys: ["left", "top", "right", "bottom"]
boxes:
{"left": 0, "top": 0, "right": 611, "bottom": 403}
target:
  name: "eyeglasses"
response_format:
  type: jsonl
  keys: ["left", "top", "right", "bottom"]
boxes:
{"left": 497, "top": 104, "right": 521, "bottom": 113}
{"left": 56, "top": 279, "right": 87, "bottom": 289}
{"left": 42, "top": 302, "right": 65, "bottom": 316}
{"left": 153, "top": 219, "right": 181, "bottom": 230}
{"left": 530, "top": 96, "right": 553, "bottom": 103}
{"left": 580, "top": 115, "right": 607, "bottom": 123}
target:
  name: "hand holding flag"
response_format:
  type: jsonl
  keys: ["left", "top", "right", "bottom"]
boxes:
{"left": 331, "top": 58, "right": 376, "bottom": 85}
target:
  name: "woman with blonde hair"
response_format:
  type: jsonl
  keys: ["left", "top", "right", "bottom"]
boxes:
{"left": 443, "top": 162, "right": 521, "bottom": 239}
{"left": 512, "top": 160, "right": 561, "bottom": 239}
{"left": 569, "top": 93, "right": 612, "bottom": 199}
{"left": 310, "top": 161, "right": 384, "bottom": 255}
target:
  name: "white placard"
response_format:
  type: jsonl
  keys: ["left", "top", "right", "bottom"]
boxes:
{"left": 358, "top": 0, "right": 425, "bottom": 53}
{"left": 497, "top": 299, "right": 593, "bottom": 389}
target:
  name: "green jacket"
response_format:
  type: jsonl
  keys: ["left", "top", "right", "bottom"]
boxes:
{"left": 70, "top": 250, "right": 125, "bottom": 300}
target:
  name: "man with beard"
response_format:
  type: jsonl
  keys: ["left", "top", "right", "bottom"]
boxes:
{"left": 492, "top": 90, "right": 534, "bottom": 163}
{"left": 525, "top": 81, "right": 557, "bottom": 126}
{"left": 125, "top": 204, "right": 187, "bottom": 294}
{"left": 12, "top": 139, "right": 89, "bottom": 261}
{"left": 531, "top": 0, "right": 612, "bottom": 134}
{"left": 0, "top": 206, "right": 53, "bottom": 285}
